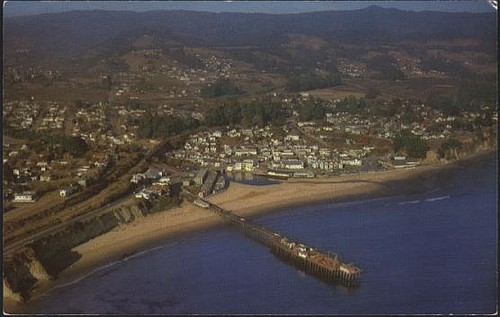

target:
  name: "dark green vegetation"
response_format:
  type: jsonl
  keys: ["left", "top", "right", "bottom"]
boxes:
{"left": 438, "top": 138, "right": 463, "bottom": 159}
{"left": 137, "top": 111, "right": 199, "bottom": 139}
{"left": 286, "top": 71, "right": 342, "bottom": 92}
{"left": 426, "top": 74, "right": 497, "bottom": 116}
{"left": 335, "top": 96, "right": 368, "bottom": 114}
{"left": 4, "top": 7, "right": 495, "bottom": 61}
{"left": 292, "top": 97, "right": 328, "bottom": 121}
{"left": 366, "top": 55, "right": 405, "bottom": 81}
{"left": 3, "top": 7, "right": 497, "bottom": 146}
{"left": 4, "top": 7, "right": 496, "bottom": 107}
{"left": 204, "top": 97, "right": 286, "bottom": 127}
{"left": 200, "top": 78, "right": 243, "bottom": 98}
{"left": 393, "top": 130, "right": 429, "bottom": 159}
{"left": 3, "top": 131, "right": 89, "bottom": 158}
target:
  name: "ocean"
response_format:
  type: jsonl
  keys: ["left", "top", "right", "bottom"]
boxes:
{"left": 22, "top": 153, "right": 497, "bottom": 314}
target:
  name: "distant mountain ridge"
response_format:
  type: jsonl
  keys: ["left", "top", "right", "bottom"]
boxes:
{"left": 4, "top": 6, "right": 497, "bottom": 61}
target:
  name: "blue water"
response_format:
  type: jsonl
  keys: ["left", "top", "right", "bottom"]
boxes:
{"left": 227, "top": 172, "right": 281, "bottom": 186}
{"left": 24, "top": 154, "right": 497, "bottom": 314}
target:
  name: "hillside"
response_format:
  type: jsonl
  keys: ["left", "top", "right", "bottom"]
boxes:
{"left": 3, "top": 6, "right": 497, "bottom": 106}
{"left": 4, "top": 6, "right": 496, "bottom": 62}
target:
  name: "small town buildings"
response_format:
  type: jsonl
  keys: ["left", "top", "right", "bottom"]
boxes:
{"left": 282, "top": 159, "right": 305, "bottom": 170}
{"left": 144, "top": 167, "right": 164, "bottom": 180}
{"left": 198, "top": 170, "right": 218, "bottom": 198}
{"left": 78, "top": 176, "right": 94, "bottom": 188}
{"left": 13, "top": 191, "right": 38, "bottom": 203}
{"left": 393, "top": 155, "right": 407, "bottom": 168}
{"left": 213, "top": 175, "right": 227, "bottom": 192}
{"left": 39, "top": 174, "right": 52, "bottom": 182}
{"left": 60, "top": 185, "right": 78, "bottom": 197}
{"left": 135, "top": 188, "right": 156, "bottom": 200}
{"left": 152, "top": 177, "right": 171, "bottom": 195}
{"left": 234, "top": 159, "right": 258, "bottom": 172}
{"left": 293, "top": 169, "right": 315, "bottom": 178}
{"left": 194, "top": 168, "right": 208, "bottom": 185}
{"left": 130, "top": 173, "right": 146, "bottom": 184}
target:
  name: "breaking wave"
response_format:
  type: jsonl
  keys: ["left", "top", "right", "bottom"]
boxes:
{"left": 424, "top": 195, "right": 451, "bottom": 202}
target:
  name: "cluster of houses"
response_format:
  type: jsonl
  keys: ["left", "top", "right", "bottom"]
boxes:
{"left": 5, "top": 65, "right": 61, "bottom": 83}
{"left": 111, "top": 50, "right": 236, "bottom": 99}
{"left": 12, "top": 191, "right": 39, "bottom": 203}
{"left": 336, "top": 55, "right": 431, "bottom": 79}
{"left": 4, "top": 101, "right": 67, "bottom": 132}
{"left": 38, "top": 102, "right": 66, "bottom": 131}
{"left": 71, "top": 102, "right": 135, "bottom": 146}
{"left": 72, "top": 102, "right": 106, "bottom": 136}
{"left": 168, "top": 95, "right": 494, "bottom": 179}
{"left": 191, "top": 168, "right": 227, "bottom": 198}
{"left": 131, "top": 167, "right": 172, "bottom": 201}
{"left": 4, "top": 143, "right": 110, "bottom": 203}
{"left": 337, "top": 58, "right": 366, "bottom": 78}
{"left": 170, "top": 124, "right": 375, "bottom": 179}
{"left": 323, "top": 102, "right": 466, "bottom": 141}
{"left": 3, "top": 101, "right": 41, "bottom": 131}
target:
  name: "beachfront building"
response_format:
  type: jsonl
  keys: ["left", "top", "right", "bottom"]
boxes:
{"left": 293, "top": 169, "right": 315, "bottom": 178}
{"left": 198, "top": 170, "right": 219, "bottom": 198}
{"left": 194, "top": 168, "right": 208, "bottom": 185}
{"left": 13, "top": 191, "right": 38, "bottom": 202}
{"left": 60, "top": 185, "right": 78, "bottom": 197}
{"left": 233, "top": 159, "right": 258, "bottom": 172}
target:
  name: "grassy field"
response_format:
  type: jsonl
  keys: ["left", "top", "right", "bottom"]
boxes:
{"left": 305, "top": 75, "right": 460, "bottom": 102}
{"left": 4, "top": 81, "right": 109, "bottom": 103}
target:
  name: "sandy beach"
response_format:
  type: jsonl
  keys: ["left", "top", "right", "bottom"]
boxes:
{"left": 50, "top": 163, "right": 450, "bottom": 286}
{"left": 12, "top": 154, "right": 487, "bottom": 310}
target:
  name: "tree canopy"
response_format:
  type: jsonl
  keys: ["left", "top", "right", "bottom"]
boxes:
{"left": 200, "top": 78, "right": 243, "bottom": 98}
{"left": 61, "top": 136, "right": 89, "bottom": 157}
{"left": 137, "top": 111, "right": 199, "bottom": 139}
{"left": 393, "top": 130, "right": 429, "bottom": 159}
{"left": 335, "top": 96, "right": 367, "bottom": 114}
{"left": 366, "top": 55, "right": 405, "bottom": 81}
{"left": 204, "top": 97, "right": 285, "bottom": 127}
{"left": 293, "top": 98, "right": 327, "bottom": 121}
{"left": 286, "top": 70, "right": 341, "bottom": 92}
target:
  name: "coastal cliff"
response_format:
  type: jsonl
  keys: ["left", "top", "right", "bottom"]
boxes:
{"left": 3, "top": 201, "right": 150, "bottom": 302}
{"left": 3, "top": 141, "right": 495, "bottom": 304}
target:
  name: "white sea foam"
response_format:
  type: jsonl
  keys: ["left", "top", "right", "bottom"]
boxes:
{"left": 51, "top": 260, "right": 123, "bottom": 291}
{"left": 424, "top": 195, "right": 450, "bottom": 202}
{"left": 47, "top": 242, "right": 175, "bottom": 293}
{"left": 122, "top": 244, "right": 166, "bottom": 261}
{"left": 397, "top": 200, "right": 421, "bottom": 205}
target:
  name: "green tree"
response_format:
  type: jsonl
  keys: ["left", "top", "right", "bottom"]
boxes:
{"left": 393, "top": 130, "right": 429, "bottom": 159}
{"left": 286, "top": 70, "right": 341, "bottom": 92}
{"left": 335, "top": 96, "right": 367, "bottom": 114}
{"left": 201, "top": 78, "right": 243, "bottom": 98}
{"left": 439, "top": 138, "right": 462, "bottom": 159}
{"left": 62, "top": 136, "right": 88, "bottom": 157}
{"left": 366, "top": 55, "right": 405, "bottom": 81}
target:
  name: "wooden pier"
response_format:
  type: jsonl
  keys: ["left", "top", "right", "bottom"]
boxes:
{"left": 190, "top": 195, "right": 361, "bottom": 288}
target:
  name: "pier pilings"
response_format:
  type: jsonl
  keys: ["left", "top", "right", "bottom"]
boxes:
{"left": 191, "top": 196, "right": 361, "bottom": 288}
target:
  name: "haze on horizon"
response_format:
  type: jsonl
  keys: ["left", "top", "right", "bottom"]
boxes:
{"left": 3, "top": 0, "right": 496, "bottom": 17}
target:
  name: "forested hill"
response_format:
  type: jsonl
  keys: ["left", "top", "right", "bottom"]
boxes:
{"left": 4, "top": 6, "right": 496, "bottom": 61}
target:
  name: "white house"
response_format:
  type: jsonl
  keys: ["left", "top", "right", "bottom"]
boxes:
{"left": 282, "top": 159, "right": 305, "bottom": 170}
{"left": 13, "top": 191, "right": 38, "bottom": 203}
{"left": 60, "top": 185, "right": 78, "bottom": 197}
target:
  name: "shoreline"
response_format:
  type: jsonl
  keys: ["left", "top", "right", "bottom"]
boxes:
{"left": 6, "top": 150, "right": 496, "bottom": 313}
